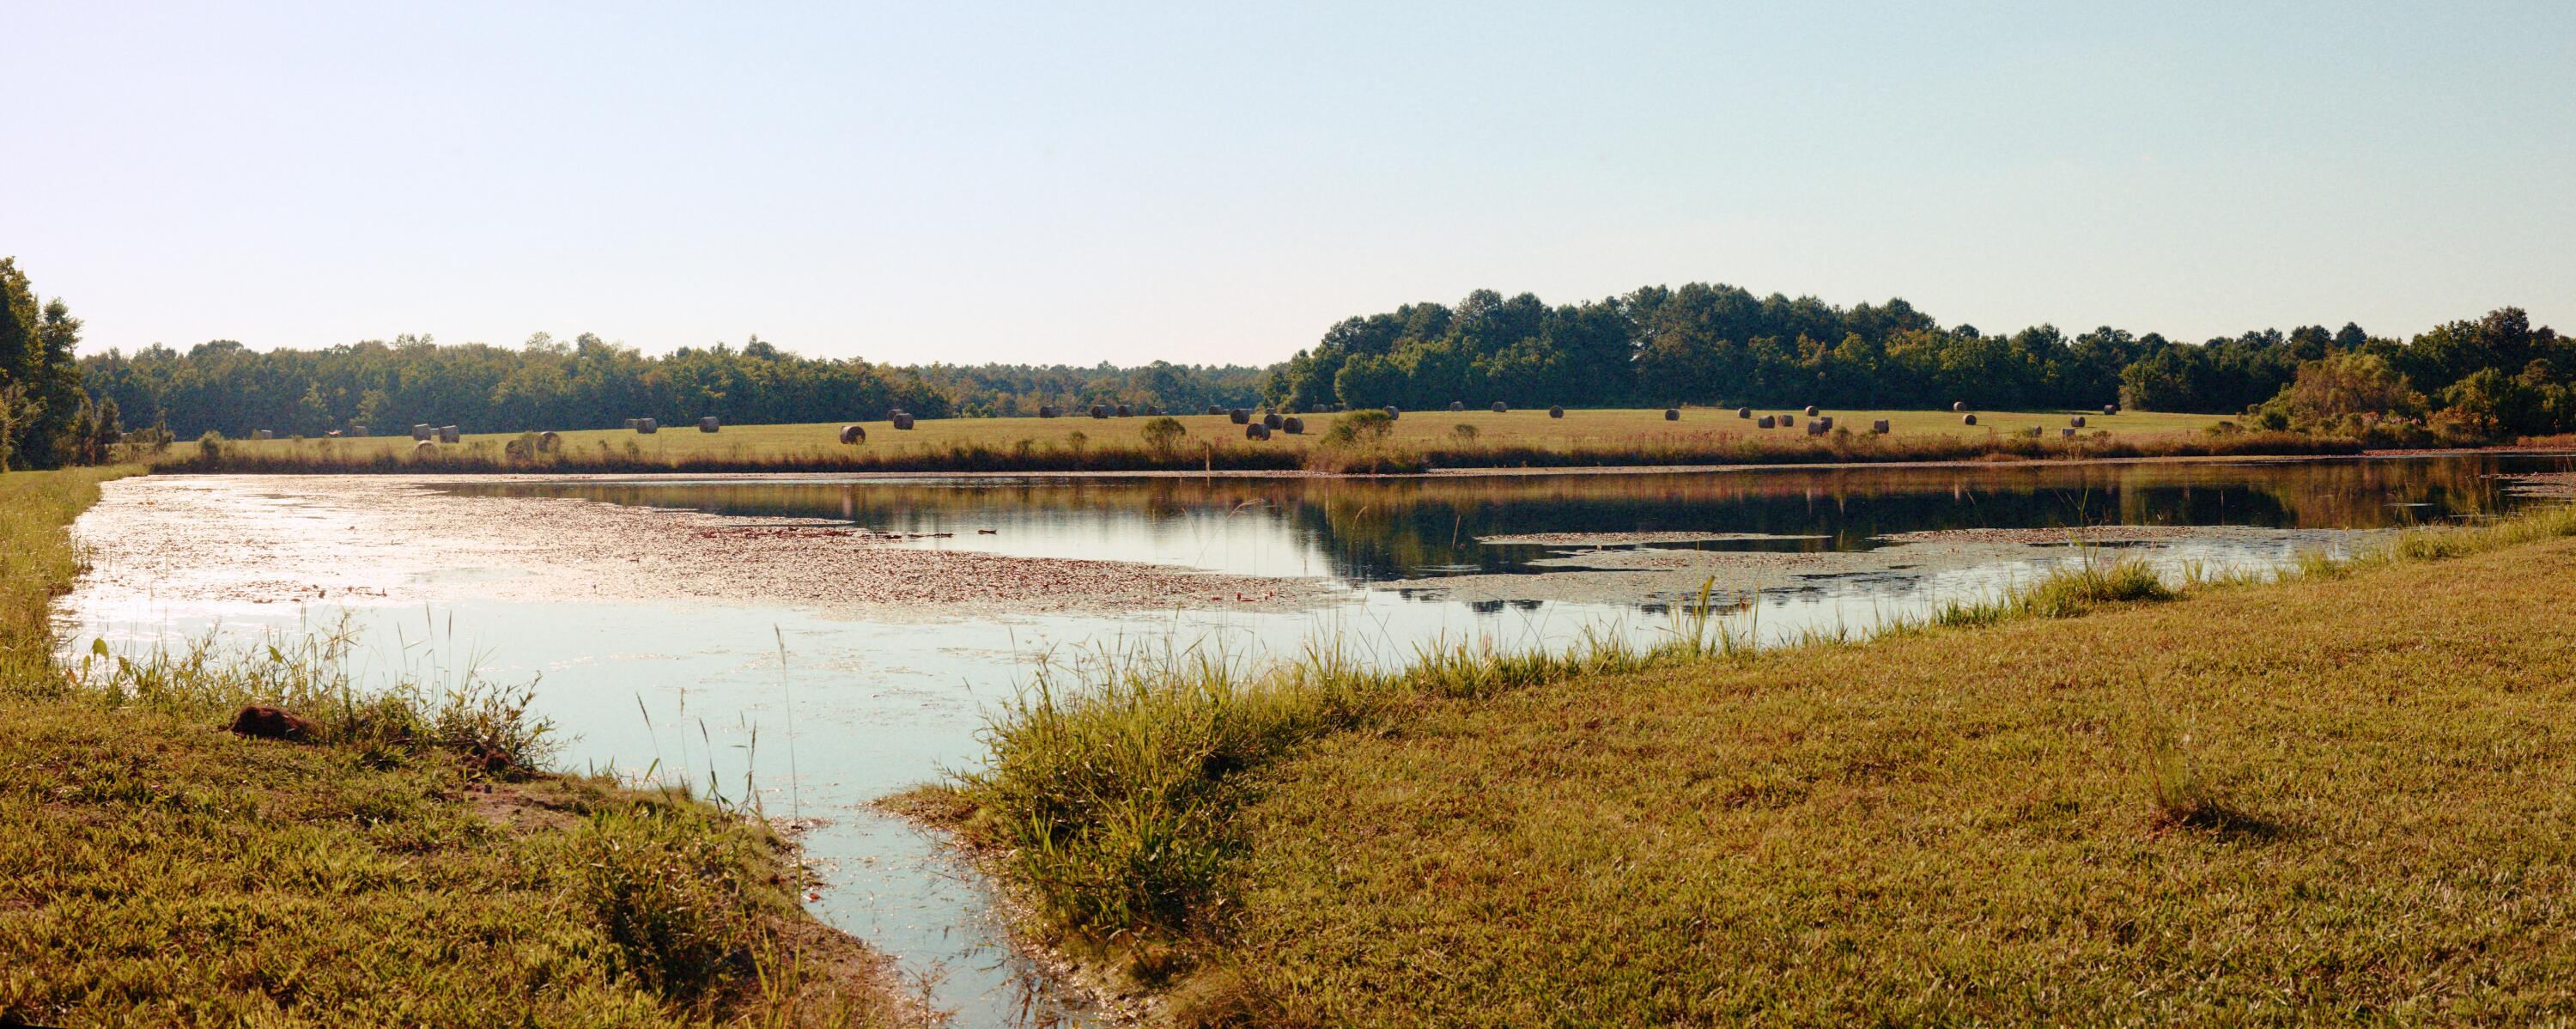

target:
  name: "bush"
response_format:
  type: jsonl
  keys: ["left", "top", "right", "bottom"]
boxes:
{"left": 1139, "top": 416, "right": 1187, "bottom": 454}
{"left": 195, "top": 430, "right": 225, "bottom": 463}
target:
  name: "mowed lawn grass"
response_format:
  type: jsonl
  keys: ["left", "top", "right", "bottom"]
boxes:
{"left": 1201, "top": 532, "right": 2576, "bottom": 1025}
{"left": 176, "top": 406, "right": 2232, "bottom": 466}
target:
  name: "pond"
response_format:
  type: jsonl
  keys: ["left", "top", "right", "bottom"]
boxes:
{"left": 57, "top": 453, "right": 2575, "bottom": 1025}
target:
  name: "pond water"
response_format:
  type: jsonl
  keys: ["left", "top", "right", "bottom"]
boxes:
{"left": 57, "top": 453, "right": 2575, "bottom": 1026}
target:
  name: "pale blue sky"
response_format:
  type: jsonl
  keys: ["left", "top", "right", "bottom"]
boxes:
{"left": 9, "top": 2, "right": 2571, "bottom": 364}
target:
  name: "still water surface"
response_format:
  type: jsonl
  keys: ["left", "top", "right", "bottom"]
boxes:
{"left": 59, "top": 454, "right": 2571, "bottom": 1025}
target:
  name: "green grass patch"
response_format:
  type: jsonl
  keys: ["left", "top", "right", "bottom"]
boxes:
{"left": 0, "top": 468, "right": 911, "bottom": 1026}
{"left": 940, "top": 500, "right": 2576, "bottom": 1024}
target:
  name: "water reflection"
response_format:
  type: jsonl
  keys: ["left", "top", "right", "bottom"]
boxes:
{"left": 445, "top": 454, "right": 2554, "bottom": 589}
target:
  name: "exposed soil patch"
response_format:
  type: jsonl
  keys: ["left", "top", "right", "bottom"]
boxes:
{"left": 71, "top": 475, "right": 1346, "bottom": 618}
{"left": 1479, "top": 531, "right": 1828, "bottom": 545}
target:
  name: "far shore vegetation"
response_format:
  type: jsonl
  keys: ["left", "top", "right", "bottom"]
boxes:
{"left": 0, "top": 466, "right": 915, "bottom": 1026}
{"left": 914, "top": 499, "right": 2576, "bottom": 1025}
{"left": 10, "top": 253, "right": 2573, "bottom": 475}
{"left": 155, "top": 407, "right": 2382, "bottom": 476}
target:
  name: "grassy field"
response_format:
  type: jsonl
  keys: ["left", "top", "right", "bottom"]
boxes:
{"left": 0, "top": 469, "right": 915, "bottom": 1027}
{"left": 933, "top": 503, "right": 2576, "bottom": 1026}
{"left": 162, "top": 406, "right": 2293, "bottom": 475}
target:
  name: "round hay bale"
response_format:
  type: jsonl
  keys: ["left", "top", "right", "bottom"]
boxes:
{"left": 1758, "top": 415, "right": 1775, "bottom": 429}
{"left": 1803, "top": 405, "right": 1819, "bottom": 417}
{"left": 1262, "top": 411, "right": 1283, "bottom": 429}
{"left": 1817, "top": 416, "right": 1834, "bottom": 430}
{"left": 350, "top": 424, "right": 368, "bottom": 437}
{"left": 634, "top": 418, "right": 656, "bottom": 435}
{"left": 538, "top": 430, "right": 561, "bottom": 452}
{"left": 1245, "top": 423, "right": 1270, "bottom": 441}
{"left": 1449, "top": 400, "right": 1465, "bottom": 411}
{"left": 1736, "top": 407, "right": 1753, "bottom": 418}
{"left": 1962, "top": 413, "right": 1978, "bottom": 426}
{"left": 1953, "top": 401, "right": 1967, "bottom": 412}
{"left": 1283, "top": 416, "right": 1304, "bottom": 434}
{"left": 2061, "top": 427, "right": 2078, "bottom": 439}
{"left": 1665, "top": 408, "right": 1680, "bottom": 421}
{"left": 698, "top": 416, "right": 720, "bottom": 433}
{"left": 1781, "top": 414, "right": 1796, "bottom": 427}
{"left": 891, "top": 413, "right": 915, "bottom": 430}
{"left": 1871, "top": 419, "right": 1890, "bottom": 433}
{"left": 413, "top": 423, "right": 434, "bottom": 441}
{"left": 839, "top": 423, "right": 866, "bottom": 444}
{"left": 1548, "top": 405, "right": 1564, "bottom": 417}
{"left": 415, "top": 440, "right": 436, "bottom": 454}
{"left": 1207, "top": 405, "right": 1225, "bottom": 416}
{"left": 1385, "top": 406, "right": 1400, "bottom": 419}
{"left": 1115, "top": 404, "right": 1132, "bottom": 417}
{"left": 2070, "top": 415, "right": 2087, "bottom": 428}
{"left": 1037, "top": 405, "right": 1056, "bottom": 418}
{"left": 1491, "top": 401, "right": 1508, "bottom": 413}
{"left": 2104, "top": 404, "right": 2119, "bottom": 416}
{"left": 1229, "top": 408, "right": 1251, "bottom": 424}
{"left": 1805, "top": 419, "right": 1827, "bottom": 435}
{"left": 1090, "top": 404, "right": 1109, "bottom": 418}
{"left": 254, "top": 429, "right": 274, "bottom": 441}
{"left": 439, "top": 425, "right": 460, "bottom": 443}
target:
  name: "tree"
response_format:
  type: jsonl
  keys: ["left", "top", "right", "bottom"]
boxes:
{"left": 2251, "top": 352, "right": 2426, "bottom": 433}
{"left": 0, "top": 259, "right": 85, "bottom": 468}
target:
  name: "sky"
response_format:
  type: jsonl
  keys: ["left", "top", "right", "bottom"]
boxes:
{"left": 9, "top": 1, "right": 2573, "bottom": 366}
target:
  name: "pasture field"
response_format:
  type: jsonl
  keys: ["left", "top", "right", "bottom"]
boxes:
{"left": 172, "top": 406, "right": 2243, "bottom": 472}
{"left": 936, "top": 503, "right": 2576, "bottom": 1026}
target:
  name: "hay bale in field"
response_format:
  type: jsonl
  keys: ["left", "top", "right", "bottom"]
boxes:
{"left": 1737, "top": 407, "right": 1753, "bottom": 418}
{"left": 538, "top": 430, "right": 561, "bottom": 452}
{"left": 253, "top": 429, "right": 273, "bottom": 441}
{"left": 1207, "top": 405, "right": 1225, "bottom": 416}
{"left": 413, "top": 423, "right": 434, "bottom": 441}
{"left": 1548, "top": 405, "right": 1564, "bottom": 417}
{"left": 350, "top": 424, "right": 368, "bottom": 437}
{"left": 2104, "top": 404, "right": 2119, "bottom": 416}
{"left": 1871, "top": 419, "right": 1890, "bottom": 433}
{"left": 698, "top": 417, "right": 720, "bottom": 432}
{"left": 1805, "top": 419, "right": 1827, "bottom": 435}
{"left": 839, "top": 424, "right": 866, "bottom": 444}
{"left": 1817, "top": 417, "right": 1834, "bottom": 430}
{"left": 1449, "top": 400, "right": 1465, "bottom": 411}
{"left": 2062, "top": 428, "right": 2078, "bottom": 439}
{"left": 622, "top": 418, "right": 639, "bottom": 430}
{"left": 1283, "top": 416, "right": 1304, "bottom": 434}
{"left": 1780, "top": 414, "right": 1795, "bottom": 427}
{"left": 439, "top": 425, "right": 460, "bottom": 443}
{"left": 1263, "top": 411, "right": 1283, "bottom": 429}
{"left": 1385, "top": 406, "right": 1400, "bottom": 419}
{"left": 1037, "top": 405, "right": 1057, "bottom": 417}
{"left": 1962, "top": 413, "right": 1978, "bottom": 426}
{"left": 2070, "top": 415, "right": 2087, "bottom": 428}
{"left": 634, "top": 419, "right": 656, "bottom": 435}
{"left": 1803, "top": 405, "right": 1819, "bottom": 416}
{"left": 891, "top": 412, "right": 915, "bottom": 430}
{"left": 1230, "top": 408, "right": 1251, "bottom": 424}
{"left": 1665, "top": 408, "right": 1680, "bottom": 421}
{"left": 1953, "top": 401, "right": 1967, "bottom": 412}
{"left": 1757, "top": 415, "right": 1775, "bottom": 429}
{"left": 415, "top": 440, "right": 436, "bottom": 454}
{"left": 1492, "top": 401, "right": 1509, "bottom": 413}
{"left": 1246, "top": 423, "right": 1270, "bottom": 441}
{"left": 1115, "top": 404, "right": 1132, "bottom": 417}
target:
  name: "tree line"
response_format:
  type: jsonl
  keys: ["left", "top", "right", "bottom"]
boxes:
{"left": 13, "top": 250, "right": 2572, "bottom": 466}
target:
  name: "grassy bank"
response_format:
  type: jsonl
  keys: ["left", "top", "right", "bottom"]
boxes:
{"left": 0, "top": 469, "right": 914, "bottom": 1026}
{"left": 933, "top": 502, "right": 2576, "bottom": 1025}
{"left": 155, "top": 407, "right": 2330, "bottom": 475}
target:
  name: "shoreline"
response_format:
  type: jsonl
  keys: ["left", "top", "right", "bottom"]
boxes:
{"left": 140, "top": 443, "right": 2576, "bottom": 486}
